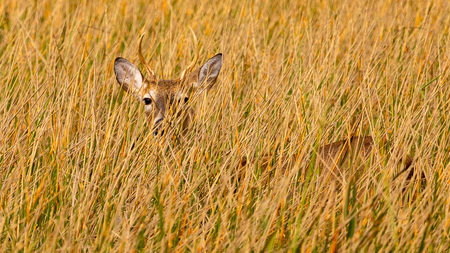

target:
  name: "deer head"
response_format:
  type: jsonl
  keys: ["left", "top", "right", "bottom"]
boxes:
{"left": 113, "top": 33, "right": 222, "bottom": 136}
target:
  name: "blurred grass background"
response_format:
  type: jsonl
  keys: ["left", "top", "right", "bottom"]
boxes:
{"left": 0, "top": 0, "right": 449, "bottom": 251}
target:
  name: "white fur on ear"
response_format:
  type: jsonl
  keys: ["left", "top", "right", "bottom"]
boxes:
{"left": 114, "top": 57, "right": 144, "bottom": 97}
{"left": 197, "top": 53, "right": 222, "bottom": 90}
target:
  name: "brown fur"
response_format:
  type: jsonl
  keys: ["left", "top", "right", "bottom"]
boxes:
{"left": 237, "top": 136, "right": 421, "bottom": 193}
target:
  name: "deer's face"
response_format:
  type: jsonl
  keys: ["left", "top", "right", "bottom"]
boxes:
{"left": 113, "top": 34, "right": 222, "bottom": 136}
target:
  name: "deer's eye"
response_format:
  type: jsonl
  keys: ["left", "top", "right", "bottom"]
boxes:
{"left": 143, "top": 98, "right": 152, "bottom": 105}
{"left": 184, "top": 97, "right": 189, "bottom": 103}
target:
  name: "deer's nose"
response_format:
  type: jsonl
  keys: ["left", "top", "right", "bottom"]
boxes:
{"left": 153, "top": 129, "right": 164, "bottom": 137}
{"left": 153, "top": 118, "right": 164, "bottom": 136}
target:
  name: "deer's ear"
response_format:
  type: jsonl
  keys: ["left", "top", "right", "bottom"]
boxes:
{"left": 114, "top": 57, "right": 145, "bottom": 97}
{"left": 195, "top": 53, "right": 222, "bottom": 91}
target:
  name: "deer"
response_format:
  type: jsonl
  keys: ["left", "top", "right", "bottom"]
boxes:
{"left": 113, "top": 33, "right": 424, "bottom": 199}
{"left": 113, "top": 32, "right": 222, "bottom": 137}
{"left": 238, "top": 134, "right": 421, "bottom": 197}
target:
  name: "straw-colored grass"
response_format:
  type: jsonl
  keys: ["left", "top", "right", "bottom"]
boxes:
{"left": 1, "top": 0, "right": 449, "bottom": 251}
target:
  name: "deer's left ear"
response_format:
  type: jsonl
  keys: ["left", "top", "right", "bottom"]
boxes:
{"left": 114, "top": 57, "right": 145, "bottom": 99}
{"left": 194, "top": 53, "right": 222, "bottom": 91}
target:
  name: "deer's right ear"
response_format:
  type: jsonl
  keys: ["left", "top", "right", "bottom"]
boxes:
{"left": 195, "top": 53, "right": 222, "bottom": 91}
{"left": 114, "top": 57, "right": 144, "bottom": 97}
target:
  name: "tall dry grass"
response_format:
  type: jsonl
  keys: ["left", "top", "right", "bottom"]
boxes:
{"left": 0, "top": 0, "right": 449, "bottom": 251}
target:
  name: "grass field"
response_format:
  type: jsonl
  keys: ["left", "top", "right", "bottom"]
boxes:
{"left": 1, "top": 0, "right": 450, "bottom": 251}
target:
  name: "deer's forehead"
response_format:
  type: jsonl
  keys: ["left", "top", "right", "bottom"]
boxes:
{"left": 156, "top": 79, "right": 182, "bottom": 90}
{"left": 143, "top": 79, "right": 182, "bottom": 98}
